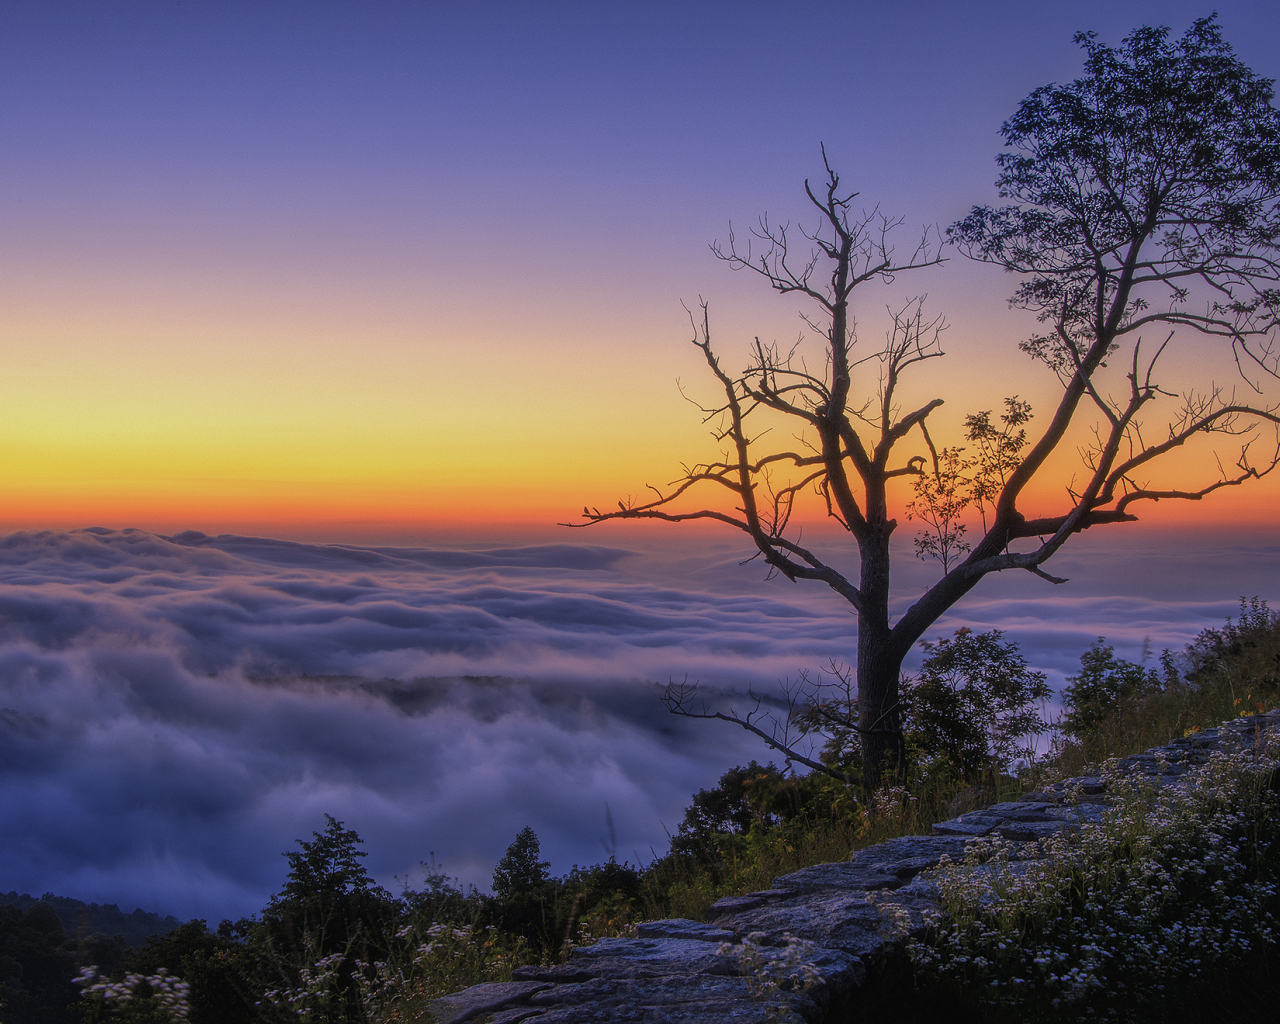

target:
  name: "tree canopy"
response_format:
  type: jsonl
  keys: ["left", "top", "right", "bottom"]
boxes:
{"left": 574, "top": 15, "right": 1280, "bottom": 786}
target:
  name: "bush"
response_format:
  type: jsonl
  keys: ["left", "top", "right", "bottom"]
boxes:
{"left": 907, "top": 743, "right": 1280, "bottom": 1022}
{"left": 904, "top": 628, "right": 1051, "bottom": 780}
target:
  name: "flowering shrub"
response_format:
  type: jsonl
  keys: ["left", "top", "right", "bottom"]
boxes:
{"left": 909, "top": 739, "right": 1280, "bottom": 1021}
{"left": 717, "top": 930, "right": 823, "bottom": 1018}
{"left": 74, "top": 966, "right": 192, "bottom": 1023}
{"left": 257, "top": 922, "right": 530, "bottom": 1022}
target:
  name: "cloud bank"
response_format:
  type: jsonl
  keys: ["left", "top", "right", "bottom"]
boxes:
{"left": 0, "top": 526, "right": 1274, "bottom": 921}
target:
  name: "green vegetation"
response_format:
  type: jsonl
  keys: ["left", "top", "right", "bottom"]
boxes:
{"left": 1052, "top": 597, "right": 1280, "bottom": 776}
{"left": 5, "top": 601, "right": 1279, "bottom": 1023}
{"left": 905, "top": 749, "right": 1280, "bottom": 1023}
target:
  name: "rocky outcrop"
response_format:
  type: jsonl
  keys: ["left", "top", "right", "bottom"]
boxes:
{"left": 427, "top": 711, "right": 1279, "bottom": 1024}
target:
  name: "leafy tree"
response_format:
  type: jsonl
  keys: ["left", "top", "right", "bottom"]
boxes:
{"left": 490, "top": 827, "right": 552, "bottom": 945}
{"left": 399, "top": 861, "right": 478, "bottom": 929}
{"left": 1062, "top": 639, "right": 1162, "bottom": 737}
{"left": 574, "top": 15, "right": 1280, "bottom": 786}
{"left": 904, "top": 628, "right": 1051, "bottom": 778}
{"left": 1186, "top": 597, "right": 1280, "bottom": 697}
{"left": 259, "top": 816, "right": 398, "bottom": 1023}
{"left": 491, "top": 827, "right": 550, "bottom": 904}
{"left": 263, "top": 815, "right": 396, "bottom": 957}
{"left": 120, "top": 921, "right": 256, "bottom": 1024}
{"left": 668, "top": 762, "right": 798, "bottom": 860}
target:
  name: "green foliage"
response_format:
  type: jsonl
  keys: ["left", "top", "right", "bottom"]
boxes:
{"left": 0, "top": 894, "right": 180, "bottom": 951}
{"left": 907, "top": 446, "right": 972, "bottom": 573}
{"left": 1184, "top": 597, "right": 1280, "bottom": 714}
{"left": 1061, "top": 638, "right": 1163, "bottom": 737}
{"left": 668, "top": 762, "right": 799, "bottom": 861}
{"left": 254, "top": 817, "right": 401, "bottom": 1023}
{"left": 490, "top": 827, "right": 549, "bottom": 905}
{"left": 119, "top": 922, "right": 255, "bottom": 1024}
{"left": 787, "top": 628, "right": 1050, "bottom": 789}
{"left": 962, "top": 397, "right": 1032, "bottom": 531}
{"left": 950, "top": 14, "right": 1280, "bottom": 368}
{"left": 1055, "top": 599, "right": 1280, "bottom": 777}
{"left": 908, "top": 399, "right": 1034, "bottom": 572}
{"left": 258, "top": 814, "right": 401, "bottom": 1005}
{"left": 488, "top": 826, "right": 553, "bottom": 946}
{"left": 908, "top": 747, "right": 1280, "bottom": 1022}
{"left": 904, "top": 628, "right": 1051, "bottom": 780}
{"left": 265, "top": 816, "right": 397, "bottom": 954}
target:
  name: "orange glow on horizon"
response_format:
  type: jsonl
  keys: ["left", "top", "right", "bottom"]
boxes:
{"left": 4, "top": 224, "right": 1277, "bottom": 543}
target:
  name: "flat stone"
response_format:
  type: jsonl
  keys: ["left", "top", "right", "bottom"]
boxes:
{"left": 981, "top": 801, "right": 1053, "bottom": 819}
{"left": 849, "top": 834, "right": 969, "bottom": 873}
{"left": 512, "top": 964, "right": 599, "bottom": 984}
{"left": 426, "top": 980, "right": 552, "bottom": 1024}
{"left": 932, "top": 812, "right": 1002, "bottom": 836}
{"left": 635, "top": 919, "right": 736, "bottom": 942}
{"left": 706, "top": 890, "right": 762, "bottom": 916}
{"left": 712, "top": 889, "right": 887, "bottom": 961}
{"left": 1045, "top": 803, "right": 1107, "bottom": 824}
{"left": 564, "top": 936, "right": 739, "bottom": 979}
{"left": 993, "top": 819, "right": 1067, "bottom": 841}
{"left": 527, "top": 975, "right": 804, "bottom": 1022}
{"left": 1016, "top": 790, "right": 1063, "bottom": 804}
{"left": 770, "top": 862, "right": 901, "bottom": 895}
{"left": 528, "top": 983, "right": 806, "bottom": 1024}
{"left": 891, "top": 873, "right": 941, "bottom": 900}
{"left": 984, "top": 801, "right": 1050, "bottom": 814}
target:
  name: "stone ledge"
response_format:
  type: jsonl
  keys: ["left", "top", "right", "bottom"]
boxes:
{"left": 432, "top": 709, "right": 1280, "bottom": 1023}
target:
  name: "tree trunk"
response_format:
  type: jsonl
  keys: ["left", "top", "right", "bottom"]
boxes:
{"left": 857, "top": 624, "right": 906, "bottom": 788}
{"left": 857, "top": 528, "right": 905, "bottom": 789}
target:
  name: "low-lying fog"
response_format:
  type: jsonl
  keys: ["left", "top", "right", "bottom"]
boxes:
{"left": 0, "top": 526, "right": 1273, "bottom": 921}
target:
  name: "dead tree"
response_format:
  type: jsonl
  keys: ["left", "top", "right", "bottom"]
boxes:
{"left": 570, "top": 17, "right": 1280, "bottom": 788}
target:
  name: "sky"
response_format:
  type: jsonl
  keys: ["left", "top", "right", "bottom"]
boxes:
{"left": 2, "top": 0, "right": 1279, "bottom": 537}
{"left": 2, "top": 0, "right": 1280, "bottom": 921}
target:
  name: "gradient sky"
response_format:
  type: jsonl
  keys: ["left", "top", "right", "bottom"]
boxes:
{"left": 3, "top": 2, "right": 1280, "bottom": 922}
{"left": 3, "top": 0, "right": 1280, "bottom": 540}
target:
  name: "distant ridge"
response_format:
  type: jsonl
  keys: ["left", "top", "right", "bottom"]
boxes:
{"left": 0, "top": 890, "right": 182, "bottom": 947}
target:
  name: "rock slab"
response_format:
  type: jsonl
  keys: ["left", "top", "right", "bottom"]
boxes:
{"left": 427, "top": 710, "right": 1280, "bottom": 1023}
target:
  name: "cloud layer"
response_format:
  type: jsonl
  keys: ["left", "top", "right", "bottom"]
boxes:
{"left": 0, "top": 526, "right": 1274, "bottom": 921}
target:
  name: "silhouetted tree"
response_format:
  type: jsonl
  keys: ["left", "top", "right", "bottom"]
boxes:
{"left": 1062, "top": 639, "right": 1163, "bottom": 738}
{"left": 122, "top": 920, "right": 257, "bottom": 1024}
{"left": 668, "top": 762, "right": 795, "bottom": 861}
{"left": 490, "top": 827, "right": 550, "bottom": 904}
{"left": 573, "top": 16, "right": 1280, "bottom": 786}
{"left": 490, "top": 827, "right": 552, "bottom": 945}
{"left": 263, "top": 816, "right": 396, "bottom": 955}
{"left": 260, "top": 816, "right": 397, "bottom": 1023}
{"left": 905, "top": 629, "right": 1051, "bottom": 778}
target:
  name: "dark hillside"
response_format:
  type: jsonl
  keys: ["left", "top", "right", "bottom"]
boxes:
{"left": 0, "top": 891, "right": 180, "bottom": 948}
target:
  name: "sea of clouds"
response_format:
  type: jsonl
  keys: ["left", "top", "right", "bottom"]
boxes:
{"left": 0, "top": 525, "right": 1275, "bottom": 922}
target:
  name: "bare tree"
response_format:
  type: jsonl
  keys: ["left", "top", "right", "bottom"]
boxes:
{"left": 570, "top": 17, "right": 1280, "bottom": 788}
